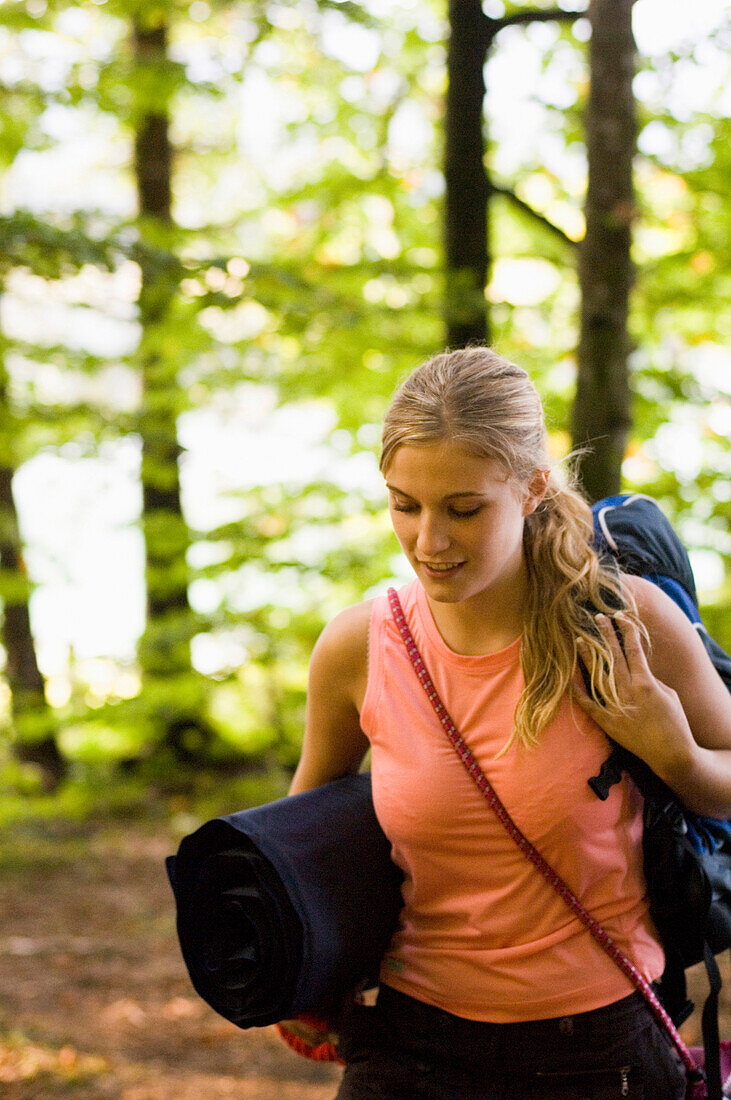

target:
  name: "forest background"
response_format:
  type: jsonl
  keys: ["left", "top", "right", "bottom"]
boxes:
{"left": 0, "top": 0, "right": 729, "bottom": 1094}
{"left": 0, "top": 0, "right": 729, "bottom": 802}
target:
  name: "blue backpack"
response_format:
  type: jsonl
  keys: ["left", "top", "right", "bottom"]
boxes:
{"left": 588, "top": 494, "right": 731, "bottom": 1098}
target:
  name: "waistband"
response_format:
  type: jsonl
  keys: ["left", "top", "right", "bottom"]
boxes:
{"left": 375, "top": 983, "right": 655, "bottom": 1057}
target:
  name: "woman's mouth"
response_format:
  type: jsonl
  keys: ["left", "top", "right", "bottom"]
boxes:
{"left": 419, "top": 561, "right": 465, "bottom": 578}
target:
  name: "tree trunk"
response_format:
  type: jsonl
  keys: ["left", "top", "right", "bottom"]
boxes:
{"left": 0, "top": 458, "right": 64, "bottom": 789}
{"left": 133, "top": 24, "right": 173, "bottom": 223}
{"left": 444, "top": 6, "right": 586, "bottom": 351}
{"left": 572, "top": 0, "right": 637, "bottom": 502}
{"left": 444, "top": 0, "right": 490, "bottom": 348}
{"left": 133, "top": 20, "right": 210, "bottom": 766}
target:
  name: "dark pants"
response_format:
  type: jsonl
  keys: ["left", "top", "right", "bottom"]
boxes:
{"left": 335, "top": 985, "right": 687, "bottom": 1099}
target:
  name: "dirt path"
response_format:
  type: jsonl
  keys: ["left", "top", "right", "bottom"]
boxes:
{"left": 0, "top": 817, "right": 341, "bottom": 1099}
{"left": 0, "top": 814, "right": 728, "bottom": 1098}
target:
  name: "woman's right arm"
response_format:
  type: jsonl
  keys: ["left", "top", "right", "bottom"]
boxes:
{"left": 279, "top": 603, "right": 373, "bottom": 1048}
{"left": 288, "top": 600, "right": 372, "bottom": 795}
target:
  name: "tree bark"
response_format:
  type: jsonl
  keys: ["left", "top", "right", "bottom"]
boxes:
{"left": 133, "top": 25, "right": 173, "bottom": 222}
{"left": 0, "top": 457, "right": 64, "bottom": 788}
{"left": 444, "top": 0, "right": 490, "bottom": 348}
{"left": 444, "top": 5, "right": 585, "bottom": 350}
{"left": 133, "top": 20, "right": 210, "bottom": 765}
{"left": 572, "top": 0, "right": 637, "bottom": 502}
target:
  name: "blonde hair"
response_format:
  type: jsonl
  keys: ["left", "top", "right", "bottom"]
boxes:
{"left": 381, "top": 346, "right": 642, "bottom": 753}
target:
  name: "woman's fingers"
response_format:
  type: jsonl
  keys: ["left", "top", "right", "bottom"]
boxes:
{"left": 592, "top": 614, "right": 626, "bottom": 689}
{"left": 594, "top": 613, "right": 620, "bottom": 654}
{"left": 573, "top": 615, "right": 640, "bottom": 727}
{"left": 572, "top": 612, "right": 699, "bottom": 773}
{"left": 619, "top": 617, "right": 651, "bottom": 675}
{"left": 594, "top": 613, "right": 649, "bottom": 680}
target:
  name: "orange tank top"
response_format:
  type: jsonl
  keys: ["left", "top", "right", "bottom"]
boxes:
{"left": 360, "top": 580, "right": 664, "bottom": 1022}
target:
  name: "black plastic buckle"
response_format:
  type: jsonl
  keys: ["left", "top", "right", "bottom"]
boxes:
{"left": 588, "top": 752, "right": 624, "bottom": 801}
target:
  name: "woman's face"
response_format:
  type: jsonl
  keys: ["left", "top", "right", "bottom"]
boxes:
{"left": 385, "top": 441, "right": 547, "bottom": 608}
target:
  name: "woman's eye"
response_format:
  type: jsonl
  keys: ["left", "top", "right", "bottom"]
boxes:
{"left": 390, "top": 500, "right": 482, "bottom": 518}
{"left": 450, "top": 506, "right": 482, "bottom": 518}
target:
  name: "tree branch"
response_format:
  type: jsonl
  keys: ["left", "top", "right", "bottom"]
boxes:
{"left": 489, "top": 182, "right": 580, "bottom": 249}
{"left": 480, "top": 7, "right": 587, "bottom": 50}
{"left": 495, "top": 8, "right": 587, "bottom": 30}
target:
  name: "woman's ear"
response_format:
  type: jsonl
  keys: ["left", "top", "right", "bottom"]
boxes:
{"left": 522, "top": 469, "right": 550, "bottom": 516}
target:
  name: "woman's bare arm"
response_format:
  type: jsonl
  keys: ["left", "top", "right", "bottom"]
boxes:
{"left": 279, "top": 603, "right": 372, "bottom": 1045}
{"left": 288, "top": 600, "right": 372, "bottom": 795}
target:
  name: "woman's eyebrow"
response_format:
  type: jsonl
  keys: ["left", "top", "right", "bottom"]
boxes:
{"left": 386, "top": 483, "right": 485, "bottom": 500}
{"left": 385, "top": 483, "right": 413, "bottom": 498}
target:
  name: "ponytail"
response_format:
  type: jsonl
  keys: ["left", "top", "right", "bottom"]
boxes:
{"left": 505, "top": 479, "right": 644, "bottom": 754}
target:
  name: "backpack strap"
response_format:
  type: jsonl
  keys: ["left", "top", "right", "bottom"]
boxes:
{"left": 702, "top": 943, "right": 723, "bottom": 1099}
{"left": 387, "top": 587, "right": 703, "bottom": 1085}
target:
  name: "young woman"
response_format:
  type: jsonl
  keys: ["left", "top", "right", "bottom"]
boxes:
{"left": 290, "top": 347, "right": 731, "bottom": 1099}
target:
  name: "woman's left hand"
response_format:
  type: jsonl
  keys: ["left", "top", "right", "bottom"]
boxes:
{"left": 571, "top": 614, "right": 696, "bottom": 774}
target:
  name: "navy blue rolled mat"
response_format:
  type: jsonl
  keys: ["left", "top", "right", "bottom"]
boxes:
{"left": 166, "top": 772, "right": 404, "bottom": 1029}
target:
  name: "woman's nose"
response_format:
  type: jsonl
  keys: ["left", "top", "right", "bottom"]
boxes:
{"left": 416, "top": 513, "right": 450, "bottom": 556}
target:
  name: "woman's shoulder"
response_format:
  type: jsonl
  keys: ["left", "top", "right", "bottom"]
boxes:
{"left": 311, "top": 598, "right": 375, "bottom": 685}
{"left": 621, "top": 572, "right": 690, "bottom": 629}
{"left": 322, "top": 598, "right": 375, "bottom": 641}
{"left": 620, "top": 572, "right": 708, "bottom": 676}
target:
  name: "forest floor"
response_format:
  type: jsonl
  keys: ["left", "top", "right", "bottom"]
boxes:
{"left": 0, "top": 805, "right": 341, "bottom": 1099}
{"left": 0, "top": 802, "right": 728, "bottom": 1099}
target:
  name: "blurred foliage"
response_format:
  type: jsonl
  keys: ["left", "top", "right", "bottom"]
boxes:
{"left": 0, "top": 0, "right": 728, "bottom": 794}
{"left": 0, "top": 1031, "right": 109, "bottom": 1090}
{"left": 0, "top": 756, "right": 290, "bottom": 837}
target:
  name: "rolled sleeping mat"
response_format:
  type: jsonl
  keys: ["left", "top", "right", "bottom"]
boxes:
{"left": 166, "top": 772, "right": 404, "bottom": 1029}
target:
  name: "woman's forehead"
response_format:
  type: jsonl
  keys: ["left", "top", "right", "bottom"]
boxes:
{"left": 385, "top": 442, "right": 512, "bottom": 492}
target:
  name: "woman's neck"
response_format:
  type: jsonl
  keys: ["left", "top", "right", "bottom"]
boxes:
{"left": 424, "top": 576, "right": 528, "bottom": 656}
